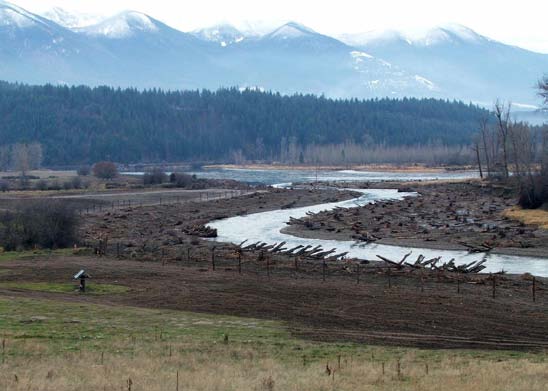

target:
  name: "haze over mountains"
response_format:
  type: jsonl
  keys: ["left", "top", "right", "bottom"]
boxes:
{"left": 0, "top": 1, "right": 546, "bottom": 107}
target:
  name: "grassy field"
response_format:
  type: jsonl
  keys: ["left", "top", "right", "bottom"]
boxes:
{"left": 0, "top": 249, "right": 80, "bottom": 263}
{"left": 0, "top": 295, "right": 547, "bottom": 390}
{"left": 504, "top": 206, "right": 548, "bottom": 229}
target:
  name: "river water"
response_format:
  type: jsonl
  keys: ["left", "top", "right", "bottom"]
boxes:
{"left": 187, "top": 167, "right": 479, "bottom": 186}
{"left": 208, "top": 184, "right": 548, "bottom": 277}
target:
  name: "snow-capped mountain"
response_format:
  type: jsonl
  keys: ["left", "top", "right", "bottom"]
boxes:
{"left": 0, "top": 1, "right": 113, "bottom": 85}
{"left": 340, "top": 24, "right": 548, "bottom": 105}
{"left": 203, "top": 21, "right": 435, "bottom": 98}
{"left": 192, "top": 24, "right": 246, "bottom": 47}
{"left": 0, "top": 1, "right": 62, "bottom": 32}
{"left": 0, "top": 2, "right": 546, "bottom": 106}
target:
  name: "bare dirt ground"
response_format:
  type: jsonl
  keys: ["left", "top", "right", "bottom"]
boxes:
{"left": 0, "top": 255, "right": 547, "bottom": 350}
{"left": 0, "top": 187, "right": 251, "bottom": 212}
{"left": 284, "top": 181, "right": 548, "bottom": 258}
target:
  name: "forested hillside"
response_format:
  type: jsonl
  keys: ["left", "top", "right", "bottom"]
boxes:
{"left": 0, "top": 82, "right": 489, "bottom": 165}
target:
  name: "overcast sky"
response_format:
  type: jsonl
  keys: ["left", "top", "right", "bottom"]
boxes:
{"left": 15, "top": 0, "right": 548, "bottom": 53}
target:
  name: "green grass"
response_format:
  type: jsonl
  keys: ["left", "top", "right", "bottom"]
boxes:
{"left": 0, "top": 248, "right": 79, "bottom": 263}
{"left": 0, "top": 296, "right": 545, "bottom": 364}
{"left": 0, "top": 282, "right": 128, "bottom": 295}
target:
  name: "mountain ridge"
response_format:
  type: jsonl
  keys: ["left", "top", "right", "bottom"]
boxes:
{"left": 0, "top": 2, "right": 543, "bottom": 107}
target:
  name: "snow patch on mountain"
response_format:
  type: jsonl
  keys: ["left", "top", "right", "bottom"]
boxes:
{"left": 192, "top": 24, "right": 245, "bottom": 46}
{"left": 351, "top": 50, "right": 373, "bottom": 59}
{"left": 0, "top": 1, "right": 42, "bottom": 28}
{"left": 414, "top": 75, "right": 438, "bottom": 91}
{"left": 42, "top": 7, "right": 104, "bottom": 28}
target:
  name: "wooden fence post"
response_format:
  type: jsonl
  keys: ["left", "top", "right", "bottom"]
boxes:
{"left": 238, "top": 251, "right": 242, "bottom": 274}
{"left": 211, "top": 247, "right": 216, "bottom": 271}
{"left": 492, "top": 274, "right": 496, "bottom": 299}
{"left": 533, "top": 276, "right": 536, "bottom": 302}
{"left": 322, "top": 260, "right": 326, "bottom": 282}
{"left": 356, "top": 263, "right": 360, "bottom": 285}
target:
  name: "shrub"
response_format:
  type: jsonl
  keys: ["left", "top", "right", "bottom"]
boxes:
{"left": 35, "top": 180, "right": 48, "bottom": 191}
{"left": 143, "top": 168, "right": 167, "bottom": 185}
{"left": 71, "top": 176, "right": 82, "bottom": 189}
{"left": 77, "top": 165, "right": 91, "bottom": 176}
{"left": 0, "top": 179, "right": 8, "bottom": 192}
{"left": 93, "top": 161, "right": 118, "bottom": 179}
{"left": 517, "top": 176, "right": 548, "bottom": 209}
{"left": 170, "top": 173, "right": 195, "bottom": 188}
{"left": 0, "top": 200, "right": 80, "bottom": 250}
{"left": 48, "top": 180, "right": 61, "bottom": 191}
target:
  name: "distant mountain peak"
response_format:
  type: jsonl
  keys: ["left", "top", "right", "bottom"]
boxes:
{"left": 417, "top": 24, "right": 485, "bottom": 46}
{"left": 192, "top": 23, "right": 245, "bottom": 46}
{"left": 340, "top": 24, "right": 487, "bottom": 47}
{"left": 79, "top": 10, "right": 159, "bottom": 38}
{"left": 267, "top": 21, "right": 317, "bottom": 39}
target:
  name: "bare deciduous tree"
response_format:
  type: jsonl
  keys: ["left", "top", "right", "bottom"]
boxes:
{"left": 494, "top": 101, "right": 512, "bottom": 179}
{"left": 9, "top": 143, "right": 43, "bottom": 177}
{"left": 0, "top": 145, "right": 10, "bottom": 171}
{"left": 471, "top": 138, "right": 483, "bottom": 179}
{"left": 27, "top": 143, "right": 43, "bottom": 170}
{"left": 11, "top": 143, "right": 31, "bottom": 178}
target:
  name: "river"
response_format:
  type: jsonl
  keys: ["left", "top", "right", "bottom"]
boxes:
{"left": 187, "top": 167, "right": 479, "bottom": 186}
{"left": 208, "top": 187, "right": 548, "bottom": 277}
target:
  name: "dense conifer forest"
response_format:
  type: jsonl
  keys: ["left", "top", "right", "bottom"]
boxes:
{"left": 0, "top": 82, "right": 490, "bottom": 165}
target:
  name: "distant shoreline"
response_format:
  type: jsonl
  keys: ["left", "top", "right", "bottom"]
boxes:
{"left": 204, "top": 163, "right": 476, "bottom": 173}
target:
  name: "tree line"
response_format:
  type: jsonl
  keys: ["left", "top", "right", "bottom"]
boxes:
{"left": 473, "top": 78, "right": 548, "bottom": 209}
{"left": 0, "top": 81, "right": 490, "bottom": 166}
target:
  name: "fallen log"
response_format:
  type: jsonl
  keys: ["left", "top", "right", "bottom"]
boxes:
{"left": 311, "top": 248, "right": 337, "bottom": 259}
{"left": 283, "top": 245, "right": 304, "bottom": 255}
{"left": 376, "top": 255, "right": 405, "bottom": 269}
{"left": 183, "top": 225, "right": 218, "bottom": 238}
{"left": 270, "top": 242, "right": 287, "bottom": 253}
